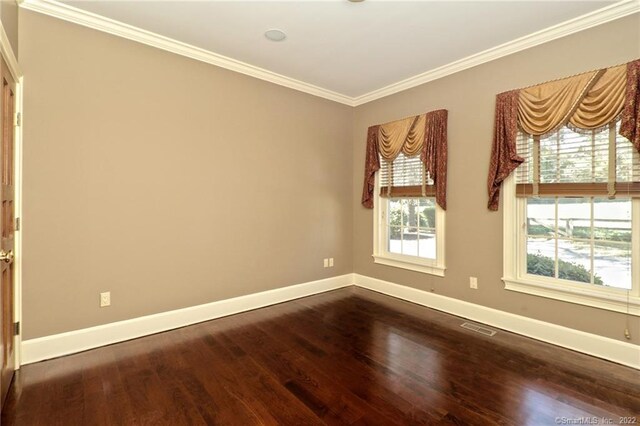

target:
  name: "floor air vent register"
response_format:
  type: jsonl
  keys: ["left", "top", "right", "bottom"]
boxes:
{"left": 460, "top": 322, "right": 498, "bottom": 336}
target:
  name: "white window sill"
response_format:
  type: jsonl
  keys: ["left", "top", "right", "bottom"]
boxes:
{"left": 503, "top": 276, "right": 640, "bottom": 316}
{"left": 373, "top": 254, "right": 445, "bottom": 277}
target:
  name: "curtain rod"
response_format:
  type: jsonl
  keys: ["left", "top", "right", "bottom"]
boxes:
{"left": 373, "top": 108, "right": 447, "bottom": 129}
{"left": 498, "top": 58, "right": 637, "bottom": 95}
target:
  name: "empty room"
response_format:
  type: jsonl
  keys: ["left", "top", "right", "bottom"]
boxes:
{"left": 0, "top": 0, "right": 639, "bottom": 424}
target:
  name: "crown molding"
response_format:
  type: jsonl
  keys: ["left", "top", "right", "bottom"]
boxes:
{"left": 351, "top": 0, "right": 640, "bottom": 106}
{"left": 19, "top": 0, "right": 356, "bottom": 106}
{"left": 20, "top": 0, "right": 639, "bottom": 108}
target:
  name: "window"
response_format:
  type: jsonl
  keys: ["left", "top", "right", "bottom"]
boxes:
{"left": 373, "top": 152, "right": 445, "bottom": 276}
{"left": 503, "top": 120, "right": 640, "bottom": 314}
{"left": 386, "top": 198, "right": 437, "bottom": 259}
{"left": 525, "top": 198, "right": 633, "bottom": 289}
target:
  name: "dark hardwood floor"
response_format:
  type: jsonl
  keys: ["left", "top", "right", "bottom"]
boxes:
{"left": 2, "top": 287, "right": 639, "bottom": 425}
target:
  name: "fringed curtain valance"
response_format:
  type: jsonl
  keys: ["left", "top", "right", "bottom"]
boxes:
{"left": 487, "top": 59, "right": 640, "bottom": 211}
{"left": 362, "top": 109, "right": 448, "bottom": 210}
{"left": 378, "top": 114, "right": 426, "bottom": 160}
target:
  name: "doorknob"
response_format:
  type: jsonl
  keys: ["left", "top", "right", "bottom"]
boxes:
{"left": 0, "top": 249, "right": 14, "bottom": 264}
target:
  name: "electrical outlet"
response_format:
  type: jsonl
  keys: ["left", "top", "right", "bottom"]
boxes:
{"left": 329, "top": 258, "right": 334, "bottom": 267}
{"left": 323, "top": 258, "right": 329, "bottom": 268}
{"left": 100, "top": 291, "right": 111, "bottom": 307}
{"left": 469, "top": 277, "right": 478, "bottom": 289}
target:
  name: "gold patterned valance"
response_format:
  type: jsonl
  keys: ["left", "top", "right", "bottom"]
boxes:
{"left": 518, "top": 64, "right": 627, "bottom": 136}
{"left": 378, "top": 114, "right": 426, "bottom": 160}
{"left": 487, "top": 59, "right": 640, "bottom": 211}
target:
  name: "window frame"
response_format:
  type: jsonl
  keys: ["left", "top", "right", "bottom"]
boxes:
{"left": 373, "top": 172, "right": 446, "bottom": 276}
{"left": 502, "top": 173, "right": 640, "bottom": 316}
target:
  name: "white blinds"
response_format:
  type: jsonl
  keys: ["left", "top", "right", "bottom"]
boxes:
{"left": 515, "top": 120, "right": 640, "bottom": 194}
{"left": 379, "top": 152, "right": 424, "bottom": 188}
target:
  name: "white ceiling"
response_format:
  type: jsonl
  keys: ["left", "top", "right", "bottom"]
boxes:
{"left": 49, "top": 1, "right": 621, "bottom": 100}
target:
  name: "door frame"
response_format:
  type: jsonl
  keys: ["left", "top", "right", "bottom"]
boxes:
{"left": 0, "top": 22, "right": 23, "bottom": 370}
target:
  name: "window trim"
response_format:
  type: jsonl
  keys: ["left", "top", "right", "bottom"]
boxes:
{"left": 372, "top": 173, "right": 446, "bottom": 276}
{"left": 502, "top": 173, "right": 640, "bottom": 316}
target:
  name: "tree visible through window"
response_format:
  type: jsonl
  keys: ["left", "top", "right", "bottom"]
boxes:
{"left": 387, "top": 198, "right": 436, "bottom": 259}
{"left": 526, "top": 197, "right": 631, "bottom": 289}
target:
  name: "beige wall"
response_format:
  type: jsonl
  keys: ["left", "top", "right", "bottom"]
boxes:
{"left": 0, "top": 0, "right": 18, "bottom": 56}
{"left": 19, "top": 11, "right": 353, "bottom": 339}
{"left": 352, "top": 14, "right": 640, "bottom": 344}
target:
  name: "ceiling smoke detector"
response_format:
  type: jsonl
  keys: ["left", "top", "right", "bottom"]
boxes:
{"left": 264, "top": 29, "right": 287, "bottom": 42}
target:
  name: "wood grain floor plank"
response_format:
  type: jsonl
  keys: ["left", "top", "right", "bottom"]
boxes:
{"left": 2, "top": 287, "right": 638, "bottom": 425}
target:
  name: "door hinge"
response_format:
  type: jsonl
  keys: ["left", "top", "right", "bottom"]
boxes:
{"left": 14, "top": 321, "right": 20, "bottom": 336}
{"left": 15, "top": 217, "right": 20, "bottom": 231}
{"left": 14, "top": 112, "right": 21, "bottom": 127}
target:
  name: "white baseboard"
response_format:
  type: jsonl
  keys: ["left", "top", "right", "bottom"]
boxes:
{"left": 22, "top": 272, "right": 639, "bottom": 369}
{"left": 354, "top": 274, "right": 640, "bottom": 370}
{"left": 21, "top": 273, "right": 355, "bottom": 365}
